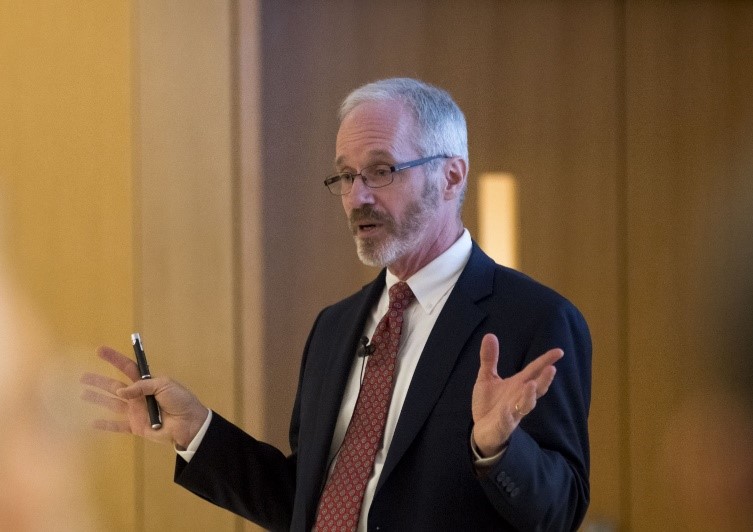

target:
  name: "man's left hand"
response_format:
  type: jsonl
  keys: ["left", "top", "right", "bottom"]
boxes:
{"left": 471, "top": 333, "right": 563, "bottom": 457}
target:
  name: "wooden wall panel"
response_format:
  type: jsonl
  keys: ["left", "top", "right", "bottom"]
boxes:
{"left": 257, "top": 1, "right": 623, "bottom": 528}
{"left": 625, "top": 2, "right": 753, "bottom": 530}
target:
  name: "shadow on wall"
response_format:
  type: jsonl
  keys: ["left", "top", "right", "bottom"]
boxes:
{"left": 660, "top": 191, "right": 753, "bottom": 531}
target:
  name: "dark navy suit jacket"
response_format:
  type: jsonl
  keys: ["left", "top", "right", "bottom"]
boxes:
{"left": 175, "top": 243, "right": 591, "bottom": 531}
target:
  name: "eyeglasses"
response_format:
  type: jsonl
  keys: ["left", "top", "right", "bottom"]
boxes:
{"left": 323, "top": 155, "right": 449, "bottom": 196}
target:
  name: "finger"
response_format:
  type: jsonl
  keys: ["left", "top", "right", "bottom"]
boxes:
{"left": 81, "top": 389, "right": 128, "bottom": 413}
{"left": 92, "top": 419, "right": 132, "bottom": 433}
{"left": 519, "top": 348, "right": 563, "bottom": 381}
{"left": 517, "top": 365, "right": 560, "bottom": 416}
{"left": 477, "top": 333, "right": 500, "bottom": 380}
{"left": 80, "top": 372, "right": 130, "bottom": 396}
{"left": 116, "top": 378, "right": 161, "bottom": 400}
{"left": 97, "top": 346, "right": 140, "bottom": 382}
{"left": 515, "top": 381, "right": 538, "bottom": 417}
{"left": 532, "top": 365, "right": 557, "bottom": 398}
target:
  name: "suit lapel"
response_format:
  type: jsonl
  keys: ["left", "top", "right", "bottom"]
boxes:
{"left": 376, "top": 243, "right": 496, "bottom": 492}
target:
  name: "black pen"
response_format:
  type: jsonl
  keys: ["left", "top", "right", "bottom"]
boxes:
{"left": 131, "top": 332, "right": 163, "bottom": 429}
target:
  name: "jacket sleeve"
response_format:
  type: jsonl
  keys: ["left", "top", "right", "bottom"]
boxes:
{"left": 174, "top": 412, "right": 297, "bottom": 531}
{"left": 478, "top": 299, "right": 592, "bottom": 532}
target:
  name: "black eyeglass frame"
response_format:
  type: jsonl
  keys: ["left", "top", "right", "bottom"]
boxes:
{"left": 323, "top": 154, "right": 450, "bottom": 195}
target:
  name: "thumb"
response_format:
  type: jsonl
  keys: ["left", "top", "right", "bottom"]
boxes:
{"left": 477, "top": 333, "right": 500, "bottom": 380}
{"left": 116, "top": 379, "right": 158, "bottom": 400}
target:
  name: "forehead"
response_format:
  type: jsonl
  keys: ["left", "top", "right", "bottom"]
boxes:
{"left": 335, "top": 100, "right": 417, "bottom": 167}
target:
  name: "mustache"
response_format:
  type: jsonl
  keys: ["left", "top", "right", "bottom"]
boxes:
{"left": 348, "top": 206, "right": 394, "bottom": 231}
{"left": 349, "top": 205, "right": 391, "bottom": 225}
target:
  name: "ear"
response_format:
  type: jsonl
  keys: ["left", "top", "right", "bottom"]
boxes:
{"left": 442, "top": 157, "right": 468, "bottom": 200}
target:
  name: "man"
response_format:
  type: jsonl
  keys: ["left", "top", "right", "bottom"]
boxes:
{"left": 84, "top": 78, "right": 591, "bottom": 531}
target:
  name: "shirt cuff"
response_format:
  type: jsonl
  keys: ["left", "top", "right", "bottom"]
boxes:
{"left": 470, "top": 429, "right": 506, "bottom": 469}
{"left": 175, "top": 409, "right": 213, "bottom": 463}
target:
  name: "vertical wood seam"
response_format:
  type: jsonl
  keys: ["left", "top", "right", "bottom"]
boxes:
{"left": 229, "top": 1, "right": 245, "bottom": 531}
{"left": 130, "top": 1, "right": 145, "bottom": 530}
{"left": 614, "top": 1, "right": 632, "bottom": 530}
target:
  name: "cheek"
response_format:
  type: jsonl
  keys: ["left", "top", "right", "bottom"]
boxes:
{"left": 380, "top": 197, "right": 404, "bottom": 221}
{"left": 341, "top": 196, "right": 354, "bottom": 217}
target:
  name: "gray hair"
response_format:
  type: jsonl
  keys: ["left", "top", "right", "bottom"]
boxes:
{"left": 339, "top": 78, "right": 469, "bottom": 168}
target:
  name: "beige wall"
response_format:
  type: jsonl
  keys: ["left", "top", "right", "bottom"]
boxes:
{"left": 0, "top": 1, "right": 136, "bottom": 530}
{"left": 1, "top": 1, "right": 751, "bottom": 530}
{"left": 133, "top": 1, "right": 248, "bottom": 530}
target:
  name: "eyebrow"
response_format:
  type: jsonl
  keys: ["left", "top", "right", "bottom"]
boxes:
{"left": 334, "top": 150, "right": 395, "bottom": 170}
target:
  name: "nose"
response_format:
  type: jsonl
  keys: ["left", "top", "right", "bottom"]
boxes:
{"left": 343, "top": 175, "right": 375, "bottom": 209}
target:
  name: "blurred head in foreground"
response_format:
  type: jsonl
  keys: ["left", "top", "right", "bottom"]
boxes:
{"left": 0, "top": 241, "right": 97, "bottom": 530}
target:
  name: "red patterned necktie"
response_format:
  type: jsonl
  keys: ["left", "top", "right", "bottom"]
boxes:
{"left": 313, "top": 281, "right": 416, "bottom": 531}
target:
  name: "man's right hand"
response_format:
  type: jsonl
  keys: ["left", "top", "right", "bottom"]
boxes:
{"left": 80, "top": 346, "right": 209, "bottom": 449}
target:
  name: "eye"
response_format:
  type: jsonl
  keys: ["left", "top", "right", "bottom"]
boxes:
{"left": 370, "top": 165, "right": 392, "bottom": 178}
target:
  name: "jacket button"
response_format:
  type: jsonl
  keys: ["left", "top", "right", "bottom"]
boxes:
{"left": 496, "top": 470, "right": 507, "bottom": 484}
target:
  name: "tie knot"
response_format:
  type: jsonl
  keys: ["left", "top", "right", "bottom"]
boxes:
{"left": 388, "top": 281, "right": 415, "bottom": 311}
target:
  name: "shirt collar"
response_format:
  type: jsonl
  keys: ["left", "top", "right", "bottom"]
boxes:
{"left": 385, "top": 229, "right": 472, "bottom": 314}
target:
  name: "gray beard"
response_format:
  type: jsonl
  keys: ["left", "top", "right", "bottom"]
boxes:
{"left": 350, "top": 177, "right": 441, "bottom": 268}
